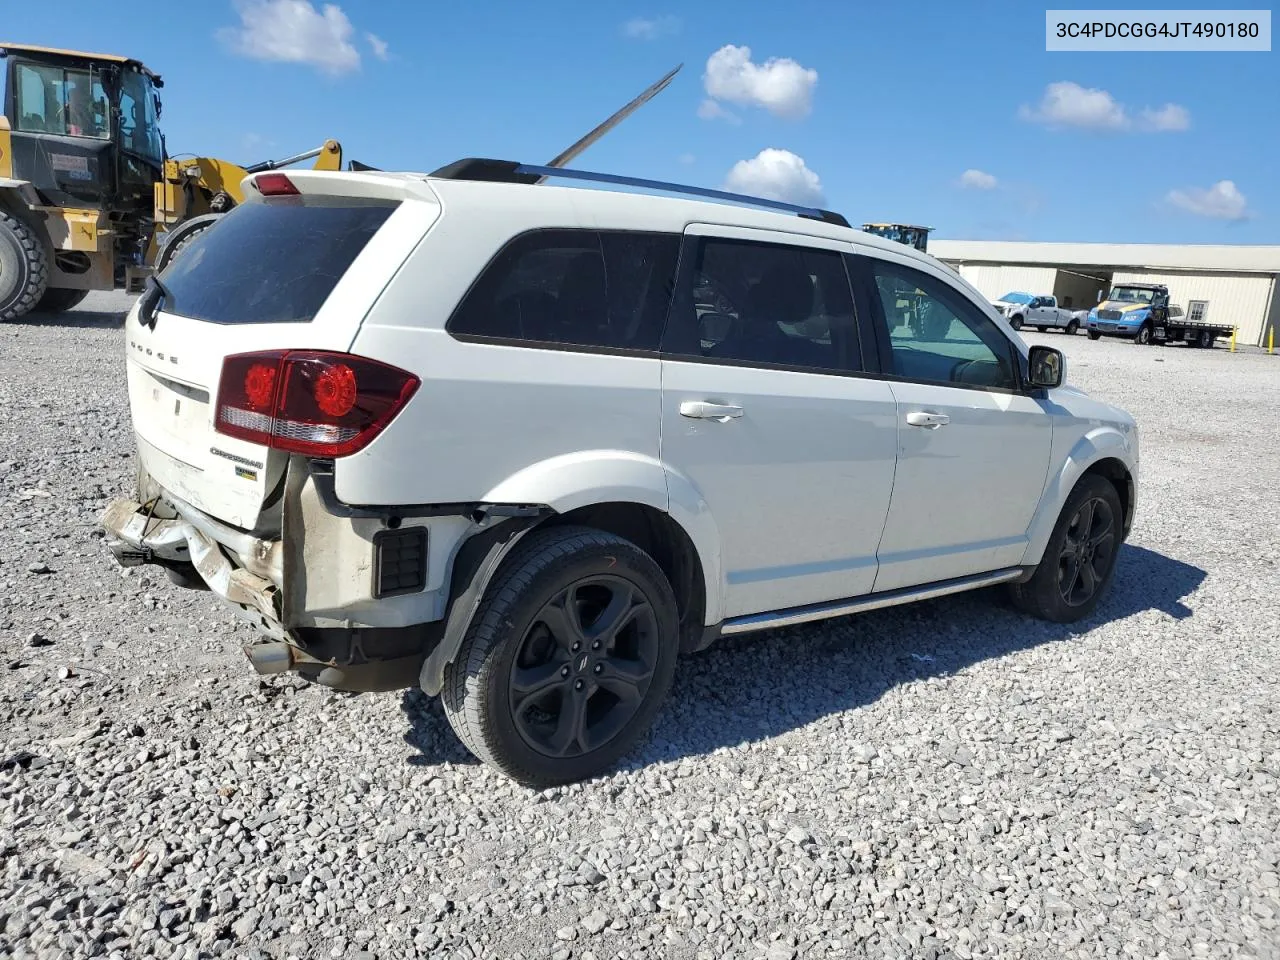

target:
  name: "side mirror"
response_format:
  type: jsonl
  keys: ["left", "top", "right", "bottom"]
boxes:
{"left": 1027, "top": 345, "right": 1065, "bottom": 389}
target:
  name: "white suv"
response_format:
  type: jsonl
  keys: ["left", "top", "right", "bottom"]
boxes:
{"left": 102, "top": 160, "right": 1139, "bottom": 786}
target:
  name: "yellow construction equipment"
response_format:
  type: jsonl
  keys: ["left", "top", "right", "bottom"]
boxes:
{"left": 0, "top": 42, "right": 343, "bottom": 318}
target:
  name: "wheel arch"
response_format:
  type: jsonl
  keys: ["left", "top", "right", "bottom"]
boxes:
{"left": 1021, "top": 430, "right": 1137, "bottom": 566}
{"left": 418, "top": 453, "right": 724, "bottom": 697}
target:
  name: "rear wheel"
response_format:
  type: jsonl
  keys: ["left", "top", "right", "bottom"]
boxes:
{"left": 1198, "top": 329, "right": 1214, "bottom": 349}
{"left": 1009, "top": 474, "right": 1122, "bottom": 623}
{"left": 441, "top": 526, "right": 680, "bottom": 787}
{"left": 1036, "top": 325, "right": 1047, "bottom": 332}
{"left": 1135, "top": 323, "right": 1153, "bottom": 345}
{"left": 1064, "top": 319, "right": 1080, "bottom": 335}
{"left": 0, "top": 211, "right": 49, "bottom": 321}
{"left": 34, "top": 287, "right": 89, "bottom": 314}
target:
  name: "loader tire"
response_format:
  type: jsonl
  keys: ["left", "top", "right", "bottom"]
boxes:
{"left": 0, "top": 210, "right": 49, "bottom": 321}
{"left": 35, "top": 287, "right": 89, "bottom": 314}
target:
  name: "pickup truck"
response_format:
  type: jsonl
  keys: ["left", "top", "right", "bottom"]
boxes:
{"left": 991, "top": 292, "right": 1085, "bottom": 334}
{"left": 1086, "top": 283, "right": 1235, "bottom": 348}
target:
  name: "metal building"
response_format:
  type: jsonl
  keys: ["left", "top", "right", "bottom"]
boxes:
{"left": 931, "top": 241, "right": 1280, "bottom": 346}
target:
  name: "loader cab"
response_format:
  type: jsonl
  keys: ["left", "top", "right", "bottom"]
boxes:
{"left": 1, "top": 43, "right": 164, "bottom": 216}
{"left": 861, "top": 223, "right": 933, "bottom": 253}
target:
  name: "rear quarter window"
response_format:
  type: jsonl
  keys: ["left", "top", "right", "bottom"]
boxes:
{"left": 447, "top": 229, "right": 680, "bottom": 352}
{"left": 157, "top": 198, "right": 398, "bottom": 324}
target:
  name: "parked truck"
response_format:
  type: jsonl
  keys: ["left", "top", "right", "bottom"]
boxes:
{"left": 992, "top": 292, "right": 1086, "bottom": 334}
{"left": 1085, "top": 282, "right": 1234, "bottom": 348}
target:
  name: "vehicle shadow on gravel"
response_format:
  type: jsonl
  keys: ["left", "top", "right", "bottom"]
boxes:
{"left": 633, "top": 543, "right": 1205, "bottom": 767}
{"left": 396, "top": 544, "right": 1205, "bottom": 771}
{"left": 12, "top": 309, "right": 126, "bottom": 329}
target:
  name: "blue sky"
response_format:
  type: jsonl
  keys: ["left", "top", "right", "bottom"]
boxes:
{"left": 11, "top": 1, "right": 1277, "bottom": 242}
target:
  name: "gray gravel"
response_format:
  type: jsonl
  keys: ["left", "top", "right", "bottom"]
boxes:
{"left": 2, "top": 293, "right": 1279, "bottom": 959}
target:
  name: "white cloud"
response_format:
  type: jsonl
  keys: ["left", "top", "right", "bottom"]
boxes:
{"left": 623, "top": 15, "right": 681, "bottom": 40}
{"left": 366, "top": 32, "right": 389, "bottom": 61}
{"left": 1019, "top": 81, "right": 1191, "bottom": 134}
{"left": 959, "top": 168, "right": 998, "bottom": 190}
{"left": 1166, "top": 180, "right": 1250, "bottom": 220}
{"left": 724, "top": 149, "right": 824, "bottom": 206}
{"left": 697, "top": 98, "right": 740, "bottom": 124}
{"left": 703, "top": 44, "right": 818, "bottom": 120}
{"left": 1140, "top": 103, "right": 1190, "bottom": 131}
{"left": 1018, "top": 81, "right": 1128, "bottom": 130}
{"left": 217, "top": 0, "right": 361, "bottom": 75}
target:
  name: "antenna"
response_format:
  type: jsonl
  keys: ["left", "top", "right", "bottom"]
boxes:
{"left": 540, "top": 64, "right": 682, "bottom": 177}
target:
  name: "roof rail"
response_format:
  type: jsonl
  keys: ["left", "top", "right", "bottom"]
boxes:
{"left": 427, "top": 158, "right": 851, "bottom": 228}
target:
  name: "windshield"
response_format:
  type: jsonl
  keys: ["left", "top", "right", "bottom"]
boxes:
{"left": 13, "top": 62, "right": 109, "bottom": 139}
{"left": 1108, "top": 286, "right": 1155, "bottom": 304}
{"left": 998, "top": 292, "right": 1034, "bottom": 304}
{"left": 117, "top": 69, "right": 163, "bottom": 162}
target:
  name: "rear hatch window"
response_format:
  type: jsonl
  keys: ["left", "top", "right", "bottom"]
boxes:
{"left": 158, "top": 198, "right": 398, "bottom": 324}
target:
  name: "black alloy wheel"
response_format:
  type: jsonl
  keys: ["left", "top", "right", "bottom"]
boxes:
{"left": 509, "top": 575, "right": 660, "bottom": 759}
{"left": 440, "top": 526, "right": 680, "bottom": 787}
{"left": 1057, "top": 495, "right": 1117, "bottom": 608}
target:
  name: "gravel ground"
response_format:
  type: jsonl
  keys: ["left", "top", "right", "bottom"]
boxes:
{"left": 2, "top": 292, "right": 1279, "bottom": 960}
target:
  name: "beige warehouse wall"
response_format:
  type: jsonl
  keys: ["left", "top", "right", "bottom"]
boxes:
{"left": 1110, "top": 270, "right": 1275, "bottom": 345}
{"left": 958, "top": 265, "right": 1059, "bottom": 301}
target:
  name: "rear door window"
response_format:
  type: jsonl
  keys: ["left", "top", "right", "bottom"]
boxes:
{"left": 158, "top": 199, "right": 398, "bottom": 324}
{"left": 662, "top": 236, "right": 863, "bottom": 374}
{"left": 447, "top": 229, "right": 680, "bottom": 351}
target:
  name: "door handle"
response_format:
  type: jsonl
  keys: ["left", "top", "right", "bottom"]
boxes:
{"left": 680, "top": 401, "right": 744, "bottom": 421}
{"left": 906, "top": 410, "right": 950, "bottom": 428}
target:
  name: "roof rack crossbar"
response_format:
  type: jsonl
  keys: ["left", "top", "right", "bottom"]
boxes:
{"left": 427, "top": 158, "right": 849, "bottom": 228}
{"left": 514, "top": 164, "right": 850, "bottom": 227}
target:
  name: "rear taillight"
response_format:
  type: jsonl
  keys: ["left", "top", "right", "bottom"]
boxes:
{"left": 215, "top": 351, "right": 419, "bottom": 457}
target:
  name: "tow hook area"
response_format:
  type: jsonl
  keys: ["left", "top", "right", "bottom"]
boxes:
{"left": 100, "top": 497, "right": 285, "bottom": 634}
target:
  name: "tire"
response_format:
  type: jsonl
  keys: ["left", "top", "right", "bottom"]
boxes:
{"left": 441, "top": 526, "right": 680, "bottom": 787}
{"left": 1198, "top": 330, "right": 1213, "bottom": 349}
{"left": 1087, "top": 331, "right": 1102, "bottom": 341}
{"left": 0, "top": 210, "right": 49, "bottom": 321}
{"left": 1064, "top": 319, "right": 1080, "bottom": 336}
{"left": 1135, "top": 323, "right": 1153, "bottom": 345}
{"left": 1009, "top": 316, "right": 1023, "bottom": 331}
{"left": 1036, "top": 325, "right": 1047, "bottom": 332}
{"left": 156, "top": 221, "right": 213, "bottom": 273}
{"left": 1009, "top": 474, "right": 1123, "bottom": 623}
{"left": 34, "top": 286, "right": 89, "bottom": 314}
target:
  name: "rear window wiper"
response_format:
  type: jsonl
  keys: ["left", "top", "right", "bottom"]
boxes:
{"left": 138, "top": 274, "right": 172, "bottom": 329}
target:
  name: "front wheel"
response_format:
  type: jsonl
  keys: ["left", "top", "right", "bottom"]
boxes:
{"left": 1087, "top": 330, "right": 1102, "bottom": 341}
{"left": 0, "top": 211, "right": 49, "bottom": 321}
{"left": 1064, "top": 319, "right": 1080, "bottom": 336}
{"left": 1009, "top": 316, "right": 1024, "bottom": 331}
{"left": 1009, "top": 474, "right": 1122, "bottom": 623}
{"left": 1135, "top": 323, "right": 1153, "bottom": 345}
{"left": 441, "top": 526, "right": 680, "bottom": 787}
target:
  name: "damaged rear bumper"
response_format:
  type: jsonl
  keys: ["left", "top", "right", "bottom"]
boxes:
{"left": 101, "top": 496, "right": 287, "bottom": 639}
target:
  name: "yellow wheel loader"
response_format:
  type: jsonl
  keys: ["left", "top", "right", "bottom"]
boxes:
{"left": 0, "top": 42, "right": 342, "bottom": 320}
